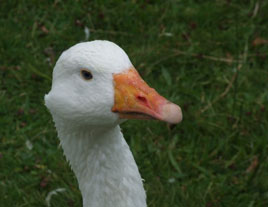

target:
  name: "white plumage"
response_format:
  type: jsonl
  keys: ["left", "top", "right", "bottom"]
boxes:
{"left": 45, "top": 40, "right": 182, "bottom": 207}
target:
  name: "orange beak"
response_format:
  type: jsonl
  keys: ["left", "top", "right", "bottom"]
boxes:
{"left": 112, "top": 68, "right": 182, "bottom": 124}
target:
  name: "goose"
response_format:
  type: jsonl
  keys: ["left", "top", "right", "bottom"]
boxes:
{"left": 45, "top": 40, "right": 182, "bottom": 207}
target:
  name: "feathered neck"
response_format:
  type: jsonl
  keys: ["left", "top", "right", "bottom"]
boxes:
{"left": 54, "top": 120, "right": 147, "bottom": 207}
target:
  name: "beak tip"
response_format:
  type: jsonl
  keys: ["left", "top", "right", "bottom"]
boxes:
{"left": 162, "top": 103, "right": 183, "bottom": 124}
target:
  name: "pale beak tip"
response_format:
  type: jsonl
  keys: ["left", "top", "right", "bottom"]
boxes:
{"left": 162, "top": 103, "right": 183, "bottom": 124}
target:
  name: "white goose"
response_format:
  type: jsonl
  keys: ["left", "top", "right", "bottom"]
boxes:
{"left": 45, "top": 40, "right": 182, "bottom": 207}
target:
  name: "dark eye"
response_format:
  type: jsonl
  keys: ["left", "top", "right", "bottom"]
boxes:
{"left": 81, "top": 69, "right": 93, "bottom": 80}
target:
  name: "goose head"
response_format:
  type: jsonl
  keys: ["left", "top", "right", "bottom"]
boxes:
{"left": 45, "top": 40, "right": 182, "bottom": 129}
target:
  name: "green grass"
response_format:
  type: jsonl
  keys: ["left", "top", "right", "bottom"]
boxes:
{"left": 1, "top": 0, "right": 268, "bottom": 206}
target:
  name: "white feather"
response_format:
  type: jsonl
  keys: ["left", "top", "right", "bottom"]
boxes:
{"left": 45, "top": 40, "right": 147, "bottom": 207}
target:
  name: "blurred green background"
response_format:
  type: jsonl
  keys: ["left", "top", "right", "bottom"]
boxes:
{"left": 1, "top": 0, "right": 268, "bottom": 206}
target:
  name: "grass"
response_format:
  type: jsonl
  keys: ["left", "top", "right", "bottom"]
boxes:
{"left": 1, "top": 0, "right": 268, "bottom": 206}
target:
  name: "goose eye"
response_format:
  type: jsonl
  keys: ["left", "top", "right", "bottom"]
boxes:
{"left": 81, "top": 69, "right": 93, "bottom": 80}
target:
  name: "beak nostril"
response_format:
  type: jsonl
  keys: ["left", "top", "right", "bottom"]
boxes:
{"left": 137, "top": 96, "right": 147, "bottom": 103}
{"left": 137, "top": 95, "right": 151, "bottom": 108}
